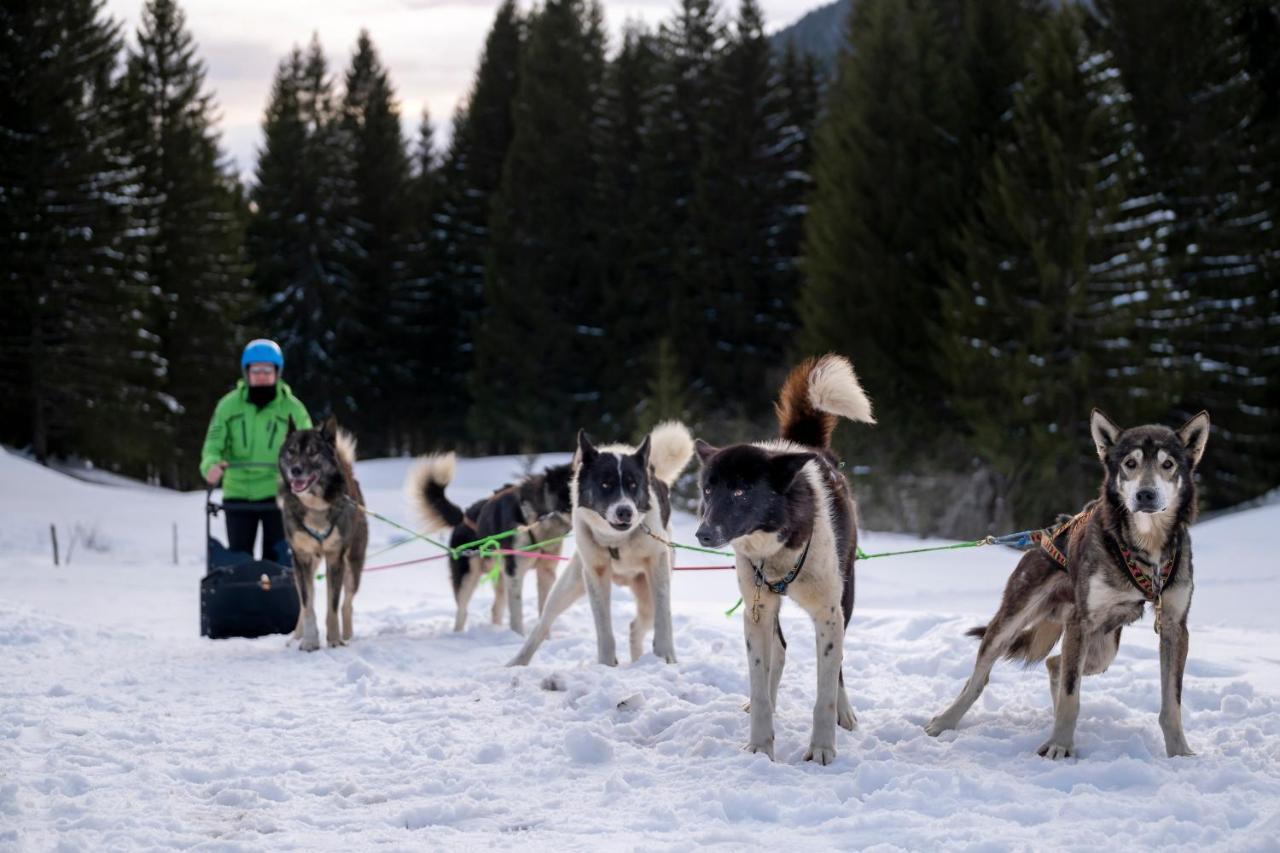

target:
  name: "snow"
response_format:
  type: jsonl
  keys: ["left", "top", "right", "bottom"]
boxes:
{"left": 2, "top": 446, "right": 1278, "bottom": 850}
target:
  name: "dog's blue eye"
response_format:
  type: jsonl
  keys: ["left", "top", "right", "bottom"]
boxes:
{"left": 733, "top": 489, "right": 745, "bottom": 498}
{"left": 1124, "top": 459, "right": 1137, "bottom": 470}
{"left": 1162, "top": 460, "right": 1174, "bottom": 470}
{"left": 625, "top": 479, "right": 635, "bottom": 490}
{"left": 704, "top": 487, "right": 711, "bottom": 495}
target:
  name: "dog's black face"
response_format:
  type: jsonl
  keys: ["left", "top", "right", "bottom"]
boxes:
{"left": 693, "top": 439, "right": 814, "bottom": 549}
{"left": 575, "top": 430, "right": 652, "bottom": 532}
{"left": 1091, "top": 409, "right": 1209, "bottom": 516}
{"left": 541, "top": 463, "right": 574, "bottom": 515}
{"left": 279, "top": 416, "right": 340, "bottom": 497}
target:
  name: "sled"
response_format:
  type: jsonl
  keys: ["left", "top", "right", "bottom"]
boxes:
{"left": 201, "top": 486, "right": 300, "bottom": 639}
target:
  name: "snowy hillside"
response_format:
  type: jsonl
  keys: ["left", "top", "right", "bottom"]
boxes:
{"left": 1, "top": 447, "right": 1278, "bottom": 849}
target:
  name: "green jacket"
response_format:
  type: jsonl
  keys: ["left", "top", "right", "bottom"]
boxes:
{"left": 200, "top": 380, "right": 312, "bottom": 500}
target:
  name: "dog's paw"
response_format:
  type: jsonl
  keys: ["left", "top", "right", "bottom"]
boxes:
{"left": 657, "top": 649, "right": 677, "bottom": 665}
{"left": 1037, "top": 739, "right": 1075, "bottom": 760}
{"left": 598, "top": 655, "right": 619, "bottom": 667}
{"left": 838, "top": 706, "right": 858, "bottom": 731}
{"left": 804, "top": 744, "right": 837, "bottom": 766}
{"left": 924, "top": 715, "right": 954, "bottom": 737}
{"left": 299, "top": 636, "right": 320, "bottom": 652}
{"left": 743, "top": 740, "right": 775, "bottom": 760}
{"left": 1165, "top": 739, "right": 1195, "bottom": 758}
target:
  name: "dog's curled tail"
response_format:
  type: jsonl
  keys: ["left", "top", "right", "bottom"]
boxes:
{"left": 404, "top": 452, "right": 465, "bottom": 532}
{"left": 648, "top": 420, "right": 695, "bottom": 486}
{"left": 335, "top": 429, "right": 358, "bottom": 471}
{"left": 965, "top": 622, "right": 1063, "bottom": 666}
{"left": 776, "top": 354, "right": 875, "bottom": 450}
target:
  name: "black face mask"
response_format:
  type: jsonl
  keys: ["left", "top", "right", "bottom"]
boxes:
{"left": 247, "top": 383, "right": 277, "bottom": 408}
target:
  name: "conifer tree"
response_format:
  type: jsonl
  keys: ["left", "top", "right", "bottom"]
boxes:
{"left": 938, "top": 8, "right": 1163, "bottom": 526}
{"left": 470, "top": 0, "right": 609, "bottom": 450}
{"left": 1097, "top": 0, "right": 1280, "bottom": 507}
{"left": 248, "top": 36, "right": 357, "bottom": 420}
{"left": 119, "top": 0, "right": 250, "bottom": 485}
{"left": 426, "top": 0, "right": 524, "bottom": 445}
{"left": 0, "top": 0, "right": 158, "bottom": 469}
{"left": 336, "top": 30, "right": 412, "bottom": 452}
{"left": 798, "top": 0, "right": 968, "bottom": 466}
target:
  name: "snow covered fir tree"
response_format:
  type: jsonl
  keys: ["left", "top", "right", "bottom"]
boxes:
{"left": 1, "top": 0, "right": 1277, "bottom": 533}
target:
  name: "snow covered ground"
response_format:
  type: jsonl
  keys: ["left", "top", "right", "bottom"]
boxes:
{"left": 2, "top": 446, "right": 1278, "bottom": 850}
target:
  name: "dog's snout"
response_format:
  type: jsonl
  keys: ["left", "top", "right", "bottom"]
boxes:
{"left": 289, "top": 466, "right": 302, "bottom": 477}
{"left": 695, "top": 524, "right": 716, "bottom": 547}
{"left": 614, "top": 505, "right": 633, "bottom": 523}
{"left": 1136, "top": 487, "right": 1158, "bottom": 505}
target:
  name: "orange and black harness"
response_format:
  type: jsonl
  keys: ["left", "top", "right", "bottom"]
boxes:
{"left": 1029, "top": 507, "right": 1181, "bottom": 633}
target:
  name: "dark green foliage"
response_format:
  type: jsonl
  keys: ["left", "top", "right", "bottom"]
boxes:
{"left": 799, "top": 0, "right": 971, "bottom": 466}
{"left": 470, "top": 0, "right": 610, "bottom": 451}
{"left": 425, "top": 0, "right": 524, "bottom": 447}
{"left": 118, "top": 0, "right": 251, "bottom": 486}
{"left": 938, "top": 7, "right": 1163, "bottom": 527}
{"left": 0, "top": 0, "right": 159, "bottom": 470}
{"left": 1096, "top": 0, "right": 1280, "bottom": 508}
{"left": 335, "top": 31, "right": 413, "bottom": 453}
{"left": 247, "top": 36, "right": 358, "bottom": 421}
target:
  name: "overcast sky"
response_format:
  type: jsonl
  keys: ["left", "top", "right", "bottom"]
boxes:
{"left": 104, "top": 0, "right": 821, "bottom": 182}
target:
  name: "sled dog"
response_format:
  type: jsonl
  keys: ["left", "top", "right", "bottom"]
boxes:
{"left": 694, "top": 354, "right": 874, "bottom": 765}
{"left": 925, "top": 409, "right": 1210, "bottom": 759}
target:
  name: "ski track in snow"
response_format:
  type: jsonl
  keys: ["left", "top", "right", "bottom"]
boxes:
{"left": 1, "top": 449, "right": 1278, "bottom": 851}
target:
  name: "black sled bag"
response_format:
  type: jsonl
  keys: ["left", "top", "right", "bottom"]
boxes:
{"left": 201, "top": 553, "right": 299, "bottom": 639}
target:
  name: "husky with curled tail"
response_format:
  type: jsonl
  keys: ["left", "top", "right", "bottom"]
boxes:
{"left": 694, "top": 355, "right": 874, "bottom": 765}
{"left": 278, "top": 416, "right": 368, "bottom": 651}
{"left": 508, "top": 421, "right": 694, "bottom": 667}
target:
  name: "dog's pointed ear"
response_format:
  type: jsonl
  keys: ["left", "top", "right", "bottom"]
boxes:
{"left": 1090, "top": 409, "right": 1122, "bottom": 461}
{"left": 320, "top": 415, "right": 338, "bottom": 443}
{"left": 1177, "top": 410, "right": 1210, "bottom": 468}
{"left": 632, "top": 434, "right": 651, "bottom": 470}
{"left": 694, "top": 438, "right": 719, "bottom": 465}
{"left": 576, "top": 429, "right": 598, "bottom": 467}
{"left": 287, "top": 415, "right": 297, "bottom": 436}
{"left": 770, "top": 452, "right": 815, "bottom": 492}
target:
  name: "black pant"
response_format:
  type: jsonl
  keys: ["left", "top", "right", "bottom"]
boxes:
{"left": 225, "top": 500, "right": 290, "bottom": 566}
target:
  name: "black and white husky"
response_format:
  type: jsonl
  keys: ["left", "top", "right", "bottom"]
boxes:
{"left": 407, "top": 456, "right": 573, "bottom": 634}
{"left": 507, "top": 421, "right": 694, "bottom": 667}
{"left": 926, "top": 409, "right": 1210, "bottom": 759}
{"left": 694, "top": 355, "right": 875, "bottom": 765}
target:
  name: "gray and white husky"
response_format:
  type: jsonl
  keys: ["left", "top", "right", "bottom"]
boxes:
{"left": 926, "top": 409, "right": 1210, "bottom": 759}
{"left": 278, "top": 416, "right": 368, "bottom": 652}
{"left": 693, "top": 355, "right": 875, "bottom": 765}
{"left": 507, "top": 421, "right": 694, "bottom": 667}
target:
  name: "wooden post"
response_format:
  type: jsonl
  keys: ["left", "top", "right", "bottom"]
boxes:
{"left": 172, "top": 523, "right": 178, "bottom": 565}
{"left": 50, "top": 524, "right": 59, "bottom": 566}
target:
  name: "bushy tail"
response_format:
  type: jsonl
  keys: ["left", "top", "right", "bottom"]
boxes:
{"left": 776, "top": 354, "right": 875, "bottom": 449}
{"left": 335, "top": 429, "right": 358, "bottom": 471}
{"left": 404, "top": 453, "right": 465, "bottom": 533}
{"left": 647, "top": 421, "right": 695, "bottom": 485}
{"left": 965, "top": 621, "right": 1063, "bottom": 666}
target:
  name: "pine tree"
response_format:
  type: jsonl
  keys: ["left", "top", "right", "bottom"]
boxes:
{"left": 798, "top": 0, "right": 969, "bottom": 467}
{"left": 683, "top": 0, "right": 799, "bottom": 424}
{"left": 118, "top": 0, "right": 251, "bottom": 486}
{"left": 248, "top": 36, "right": 358, "bottom": 420}
{"left": 426, "top": 0, "right": 524, "bottom": 446}
{"left": 470, "top": 0, "right": 610, "bottom": 450}
{"left": 1098, "top": 0, "right": 1280, "bottom": 507}
{"left": 938, "top": 8, "right": 1163, "bottom": 527}
{"left": 646, "top": 0, "right": 728, "bottom": 410}
{"left": 335, "top": 30, "right": 412, "bottom": 453}
{"left": 0, "top": 0, "right": 159, "bottom": 469}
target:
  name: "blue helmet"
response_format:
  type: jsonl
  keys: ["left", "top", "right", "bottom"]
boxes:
{"left": 241, "top": 339, "right": 284, "bottom": 372}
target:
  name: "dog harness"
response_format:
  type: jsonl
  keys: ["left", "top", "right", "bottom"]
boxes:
{"left": 301, "top": 521, "right": 335, "bottom": 544}
{"left": 1032, "top": 508, "right": 1181, "bottom": 633}
{"left": 749, "top": 536, "right": 813, "bottom": 624}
